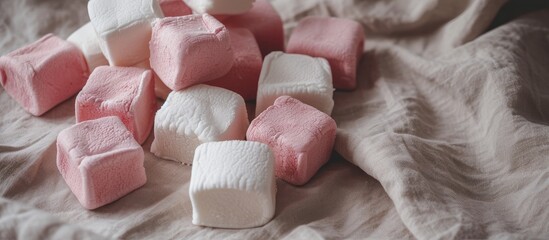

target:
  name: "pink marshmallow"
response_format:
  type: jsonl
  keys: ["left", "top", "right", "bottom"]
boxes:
{"left": 247, "top": 96, "right": 337, "bottom": 185}
{"left": 158, "top": 0, "right": 192, "bottom": 17}
{"left": 76, "top": 66, "right": 156, "bottom": 144}
{"left": 287, "top": 17, "right": 365, "bottom": 90}
{"left": 207, "top": 28, "right": 262, "bottom": 101}
{"left": 221, "top": 0, "right": 284, "bottom": 56}
{"left": 150, "top": 14, "right": 234, "bottom": 91}
{"left": 0, "top": 34, "right": 88, "bottom": 116}
{"left": 56, "top": 116, "right": 147, "bottom": 210}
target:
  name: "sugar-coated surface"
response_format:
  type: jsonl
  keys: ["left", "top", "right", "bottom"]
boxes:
{"left": 151, "top": 85, "right": 249, "bottom": 163}
{"left": 221, "top": 0, "right": 284, "bottom": 56}
{"left": 287, "top": 16, "right": 365, "bottom": 90}
{"left": 159, "top": 0, "right": 192, "bottom": 17}
{"left": 150, "top": 14, "right": 234, "bottom": 91}
{"left": 184, "top": 0, "right": 255, "bottom": 15}
{"left": 88, "top": 0, "right": 164, "bottom": 66}
{"left": 76, "top": 66, "right": 156, "bottom": 144}
{"left": 255, "top": 52, "right": 334, "bottom": 116}
{"left": 207, "top": 28, "right": 262, "bottom": 101}
{"left": 56, "top": 117, "right": 146, "bottom": 210}
{"left": 190, "top": 141, "right": 276, "bottom": 228}
{"left": 0, "top": 34, "right": 88, "bottom": 116}
{"left": 67, "top": 22, "right": 108, "bottom": 72}
{"left": 247, "top": 96, "right": 337, "bottom": 185}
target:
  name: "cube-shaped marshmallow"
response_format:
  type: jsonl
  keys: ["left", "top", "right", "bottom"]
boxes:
{"left": 255, "top": 52, "right": 334, "bottom": 116}
{"left": 159, "top": 0, "right": 192, "bottom": 17}
{"left": 0, "top": 34, "right": 88, "bottom": 116}
{"left": 67, "top": 22, "right": 109, "bottom": 72}
{"left": 88, "top": 0, "right": 164, "bottom": 66}
{"left": 207, "top": 28, "right": 262, "bottom": 101}
{"left": 56, "top": 117, "right": 147, "bottom": 209}
{"left": 247, "top": 96, "right": 337, "bottom": 185}
{"left": 287, "top": 17, "right": 365, "bottom": 90}
{"left": 184, "top": 0, "right": 254, "bottom": 15}
{"left": 151, "top": 85, "right": 249, "bottom": 163}
{"left": 221, "top": 0, "right": 284, "bottom": 56}
{"left": 150, "top": 15, "right": 234, "bottom": 91}
{"left": 76, "top": 66, "right": 156, "bottom": 144}
{"left": 190, "top": 141, "right": 276, "bottom": 228}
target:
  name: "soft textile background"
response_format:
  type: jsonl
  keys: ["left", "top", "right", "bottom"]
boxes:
{"left": 1, "top": 0, "right": 548, "bottom": 239}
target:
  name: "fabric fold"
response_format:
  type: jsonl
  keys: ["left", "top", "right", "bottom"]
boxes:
{"left": 333, "top": 10, "right": 549, "bottom": 239}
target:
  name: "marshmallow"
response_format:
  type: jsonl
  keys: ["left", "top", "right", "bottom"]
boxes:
{"left": 67, "top": 22, "right": 109, "bottom": 72}
{"left": 183, "top": 0, "right": 254, "bottom": 15}
{"left": 247, "top": 96, "right": 336, "bottom": 185}
{"left": 207, "top": 28, "right": 262, "bottom": 101}
{"left": 190, "top": 140, "right": 276, "bottom": 228}
{"left": 88, "top": 0, "right": 164, "bottom": 66}
{"left": 287, "top": 17, "right": 365, "bottom": 90}
{"left": 255, "top": 52, "right": 334, "bottom": 116}
{"left": 149, "top": 15, "right": 234, "bottom": 91}
{"left": 76, "top": 66, "right": 156, "bottom": 144}
{"left": 56, "top": 116, "right": 147, "bottom": 210}
{"left": 151, "top": 85, "right": 249, "bottom": 163}
{"left": 221, "top": 0, "right": 284, "bottom": 56}
{"left": 0, "top": 34, "right": 88, "bottom": 116}
{"left": 158, "top": 0, "right": 192, "bottom": 17}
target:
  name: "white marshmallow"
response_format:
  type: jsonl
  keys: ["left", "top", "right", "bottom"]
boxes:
{"left": 67, "top": 22, "right": 108, "bottom": 72}
{"left": 190, "top": 141, "right": 276, "bottom": 228}
{"left": 88, "top": 0, "right": 164, "bottom": 66}
{"left": 183, "top": 0, "right": 255, "bottom": 15}
{"left": 151, "top": 85, "right": 249, "bottom": 163}
{"left": 255, "top": 52, "right": 334, "bottom": 116}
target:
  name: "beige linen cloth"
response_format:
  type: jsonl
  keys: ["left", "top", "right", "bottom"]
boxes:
{"left": 1, "top": 0, "right": 548, "bottom": 239}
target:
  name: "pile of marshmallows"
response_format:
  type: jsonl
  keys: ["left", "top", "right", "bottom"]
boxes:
{"left": 0, "top": 0, "right": 364, "bottom": 229}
